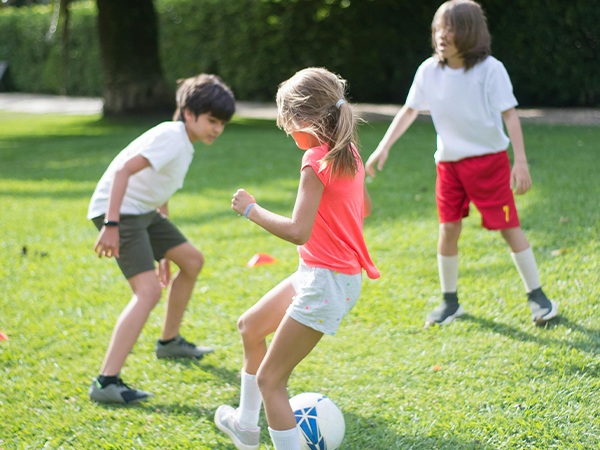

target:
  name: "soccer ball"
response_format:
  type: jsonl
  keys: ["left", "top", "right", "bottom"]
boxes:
{"left": 290, "top": 392, "right": 345, "bottom": 450}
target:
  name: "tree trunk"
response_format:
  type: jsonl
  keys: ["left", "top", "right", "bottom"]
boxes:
{"left": 96, "top": 0, "right": 174, "bottom": 116}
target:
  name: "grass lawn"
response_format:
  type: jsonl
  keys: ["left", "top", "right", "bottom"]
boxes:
{"left": 0, "top": 110, "right": 599, "bottom": 449}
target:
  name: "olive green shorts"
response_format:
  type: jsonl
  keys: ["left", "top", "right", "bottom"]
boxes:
{"left": 92, "top": 211, "right": 188, "bottom": 280}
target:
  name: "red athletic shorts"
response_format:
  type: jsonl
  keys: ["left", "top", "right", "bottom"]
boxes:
{"left": 436, "top": 150, "right": 520, "bottom": 230}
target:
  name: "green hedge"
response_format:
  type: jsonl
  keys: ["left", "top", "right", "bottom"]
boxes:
{"left": 1, "top": 0, "right": 599, "bottom": 106}
{"left": 0, "top": 2, "right": 102, "bottom": 96}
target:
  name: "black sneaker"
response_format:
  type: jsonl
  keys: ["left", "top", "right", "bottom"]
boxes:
{"left": 155, "top": 335, "right": 215, "bottom": 359}
{"left": 527, "top": 287, "right": 558, "bottom": 325}
{"left": 425, "top": 293, "right": 465, "bottom": 328}
{"left": 89, "top": 377, "right": 154, "bottom": 404}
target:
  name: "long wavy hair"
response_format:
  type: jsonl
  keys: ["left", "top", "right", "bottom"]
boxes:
{"left": 432, "top": 0, "right": 491, "bottom": 71}
{"left": 276, "top": 67, "right": 360, "bottom": 179}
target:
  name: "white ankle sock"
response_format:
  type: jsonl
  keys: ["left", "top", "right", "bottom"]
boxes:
{"left": 236, "top": 369, "right": 262, "bottom": 429}
{"left": 438, "top": 254, "right": 458, "bottom": 293}
{"left": 511, "top": 247, "right": 542, "bottom": 293}
{"left": 269, "top": 426, "right": 301, "bottom": 450}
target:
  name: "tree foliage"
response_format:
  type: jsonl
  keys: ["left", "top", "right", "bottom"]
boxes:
{"left": 1, "top": 0, "right": 598, "bottom": 106}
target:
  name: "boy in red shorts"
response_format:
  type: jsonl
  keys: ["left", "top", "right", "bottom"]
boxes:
{"left": 366, "top": 0, "right": 558, "bottom": 327}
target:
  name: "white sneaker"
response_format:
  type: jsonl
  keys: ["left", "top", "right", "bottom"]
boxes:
{"left": 214, "top": 405, "right": 260, "bottom": 450}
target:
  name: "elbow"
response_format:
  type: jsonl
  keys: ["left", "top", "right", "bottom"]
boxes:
{"left": 290, "top": 234, "right": 310, "bottom": 246}
{"left": 289, "top": 228, "right": 312, "bottom": 246}
{"left": 364, "top": 206, "right": 372, "bottom": 218}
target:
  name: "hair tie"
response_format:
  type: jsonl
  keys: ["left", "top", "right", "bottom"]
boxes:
{"left": 335, "top": 99, "right": 346, "bottom": 109}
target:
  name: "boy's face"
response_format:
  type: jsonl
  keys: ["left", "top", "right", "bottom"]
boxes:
{"left": 184, "top": 110, "right": 226, "bottom": 145}
{"left": 435, "top": 19, "right": 459, "bottom": 61}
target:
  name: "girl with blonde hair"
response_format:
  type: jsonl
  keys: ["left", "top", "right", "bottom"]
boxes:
{"left": 215, "top": 67, "right": 379, "bottom": 450}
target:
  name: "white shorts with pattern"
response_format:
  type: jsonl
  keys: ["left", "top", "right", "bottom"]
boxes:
{"left": 286, "top": 264, "right": 362, "bottom": 336}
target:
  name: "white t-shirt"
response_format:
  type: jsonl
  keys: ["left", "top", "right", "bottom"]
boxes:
{"left": 87, "top": 121, "right": 194, "bottom": 219}
{"left": 405, "top": 56, "right": 518, "bottom": 163}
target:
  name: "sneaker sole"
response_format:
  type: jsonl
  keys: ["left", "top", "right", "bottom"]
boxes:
{"left": 214, "top": 406, "right": 259, "bottom": 450}
{"left": 425, "top": 305, "right": 466, "bottom": 328}
{"left": 534, "top": 300, "right": 559, "bottom": 326}
{"left": 156, "top": 349, "right": 215, "bottom": 359}
{"left": 89, "top": 391, "right": 154, "bottom": 404}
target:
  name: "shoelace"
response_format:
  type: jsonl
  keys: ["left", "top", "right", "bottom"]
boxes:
{"left": 179, "top": 338, "right": 197, "bottom": 349}
{"left": 115, "top": 377, "right": 131, "bottom": 389}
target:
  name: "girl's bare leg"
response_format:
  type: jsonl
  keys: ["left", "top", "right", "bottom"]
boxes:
{"left": 257, "top": 315, "right": 323, "bottom": 431}
{"left": 237, "top": 276, "right": 297, "bottom": 374}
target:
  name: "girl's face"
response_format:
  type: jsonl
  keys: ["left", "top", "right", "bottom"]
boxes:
{"left": 291, "top": 131, "right": 321, "bottom": 150}
{"left": 435, "top": 19, "right": 459, "bottom": 61}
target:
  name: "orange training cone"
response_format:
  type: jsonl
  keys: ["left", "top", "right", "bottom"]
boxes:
{"left": 247, "top": 253, "right": 277, "bottom": 268}
{"left": 0, "top": 331, "right": 8, "bottom": 341}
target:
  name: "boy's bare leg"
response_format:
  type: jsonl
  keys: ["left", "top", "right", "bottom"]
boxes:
{"left": 100, "top": 270, "right": 162, "bottom": 376}
{"left": 438, "top": 220, "right": 462, "bottom": 256}
{"left": 500, "top": 226, "right": 530, "bottom": 253}
{"left": 257, "top": 315, "right": 323, "bottom": 431}
{"left": 238, "top": 277, "right": 296, "bottom": 374}
{"left": 161, "top": 242, "right": 204, "bottom": 341}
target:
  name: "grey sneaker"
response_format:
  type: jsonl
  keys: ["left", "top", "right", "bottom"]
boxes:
{"left": 214, "top": 405, "right": 260, "bottom": 450}
{"left": 527, "top": 288, "right": 558, "bottom": 325}
{"left": 155, "top": 335, "right": 215, "bottom": 359}
{"left": 89, "top": 377, "right": 154, "bottom": 404}
{"left": 425, "top": 292, "right": 465, "bottom": 328}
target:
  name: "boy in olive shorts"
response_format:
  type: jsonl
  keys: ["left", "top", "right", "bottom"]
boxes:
{"left": 87, "top": 74, "right": 235, "bottom": 404}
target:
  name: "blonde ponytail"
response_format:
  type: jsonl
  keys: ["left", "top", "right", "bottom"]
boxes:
{"left": 276, "top": 67, "right": 360, "bottom": 180}
{"left": 319, "top": 100, "right": 359, "bottom": 179}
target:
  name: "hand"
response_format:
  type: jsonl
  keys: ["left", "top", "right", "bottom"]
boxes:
{"left": 232, "top": 189, "right": 256, "bottom": 216}
{"left": 94, "top": 226, "right": 120, "bottom": 258}
{"left": 511, "top": 161, "right": 532, "bottom": 195}
{"left": 157, "top": 258, "right": 171, "bottom": 289}
{"left": 365, "top": 147, "right": 389, "bottom": 178}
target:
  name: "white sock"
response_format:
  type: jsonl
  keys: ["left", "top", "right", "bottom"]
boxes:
{"left": 236, "top": 369, "right": 262, "bottom": 429}
{"left": 438, "top": 254, "right": 458, "bottom": 293}
{"left": 511, "top": 247, "right": 542, "bottom": 293}
{"left": 269, "top": 426, "right": 301, "bottom": 450}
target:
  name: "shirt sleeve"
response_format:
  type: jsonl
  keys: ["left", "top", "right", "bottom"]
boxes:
{"left": 405, "top": 63, "right": 429, "bottom": 111}
{"left": 301, "top": 147, "right": 330, "bottom": 187}
{"left": 487, "top": 61, "right": 518, "bottom": 112}
{"left": 138, "top": 127, "right": 183, "bottom": 172}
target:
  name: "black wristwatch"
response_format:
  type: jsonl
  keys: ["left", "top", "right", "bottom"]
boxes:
{"left": 104, "top": 220, "right": 119, "bottom": 227}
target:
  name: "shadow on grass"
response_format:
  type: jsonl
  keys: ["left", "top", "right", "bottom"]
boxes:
{"left": 342, "top": 411, "right": 490, "bottom": 450}
{"left": 462, "top": 314, "right": 600, "bottom": 375}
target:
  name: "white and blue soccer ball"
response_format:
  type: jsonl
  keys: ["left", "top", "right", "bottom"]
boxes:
{"left": 290, "top": 393, "right": 345, "bottom": 450}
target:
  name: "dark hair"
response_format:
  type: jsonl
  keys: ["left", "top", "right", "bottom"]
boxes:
{"left": 276, "top": 67, "right": 359, "bottom": 179}
{"left": 432, "top": 0, "right": 491, "bottom": 71}
{"left": 173, "top": 74, "right": 235, "bottom": 122}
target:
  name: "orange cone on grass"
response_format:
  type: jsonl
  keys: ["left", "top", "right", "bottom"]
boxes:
{"left": 0, "top": 331, "right": 8, "bottom": 341}
{"left": 247, "top": 253, "right": 277, "bottom": 268}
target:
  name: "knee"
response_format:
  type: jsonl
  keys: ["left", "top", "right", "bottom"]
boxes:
{"left": 135, "top": 282, "right": 163, "bottom": 308}
{"left": 181, "top": 249, "right": 204, "bottom": 278}
{"left": 256, "top": 366, "right": 280, "bottom": 397}
{"left": 237, "top": 313, "right": 256, "bottom": 342}
{"left": 440, "top": 221, "right": 461, "bottom": 240}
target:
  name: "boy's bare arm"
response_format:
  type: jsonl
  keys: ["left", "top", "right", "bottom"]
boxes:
{"left": 365, "top": 105, "right": 419, "bottom": 177}
{"left": 502, "top": 108, "right": 532, "bottom": 195}
{"left": 158, "top": 202, "right": 168, "bottom": 217}
{"left": 95, "top": 155, "right": 151, "bottom": 258}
